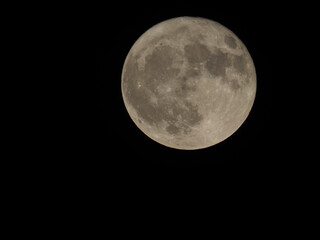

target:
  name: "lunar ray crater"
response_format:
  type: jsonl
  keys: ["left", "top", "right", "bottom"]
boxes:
{"left": 121, "top": 17, "right": 256, "bottom": 150}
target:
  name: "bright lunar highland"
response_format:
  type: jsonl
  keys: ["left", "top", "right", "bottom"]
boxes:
{"left": 121, "top": 17, "right": 256, "bottom": 150}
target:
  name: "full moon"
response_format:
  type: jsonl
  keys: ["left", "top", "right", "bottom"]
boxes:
{"left": 121, "top": 17, "right": 256, "bottom": 150}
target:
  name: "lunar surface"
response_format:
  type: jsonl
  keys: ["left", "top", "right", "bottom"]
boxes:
{"left": 121, "top": 17, "right": 256, "bottom": 150}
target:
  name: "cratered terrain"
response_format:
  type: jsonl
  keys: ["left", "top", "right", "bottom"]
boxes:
{"left": 121, "top": 17, "right": 256, "bottom": 150}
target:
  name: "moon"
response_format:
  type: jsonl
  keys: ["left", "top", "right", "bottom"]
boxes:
{"left": 121, "top": 17, "right": 256, "bottom": 150}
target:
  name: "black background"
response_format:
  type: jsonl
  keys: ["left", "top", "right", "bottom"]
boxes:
{"left": 9, "top": 3, "right": 317, "bottom": 225}
{"left": 95, "top": 6, "right": 279, "bottom": 170}
{"left": 4, "top": 3, "right": 316, "bottom": 228}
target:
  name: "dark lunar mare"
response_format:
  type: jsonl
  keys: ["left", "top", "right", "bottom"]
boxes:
{"left": 224, "top": 35, "right": 237, "bottom": 49}
{"left": 123, "top": 36, "right": 251, "bottom": 137}
{"left": 183, "top": 41, "right": 248, "bottom": 91}
{"left": 123, "top": 45, "right": 203, "bottom": 136}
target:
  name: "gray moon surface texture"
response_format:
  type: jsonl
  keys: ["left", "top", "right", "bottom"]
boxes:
{"left": 121, "top": 17, "right": 256, "bottom": 150}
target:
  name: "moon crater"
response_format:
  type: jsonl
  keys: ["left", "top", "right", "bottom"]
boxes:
{"left": 122, "top": 17, "right": 256, "bottom": 149}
